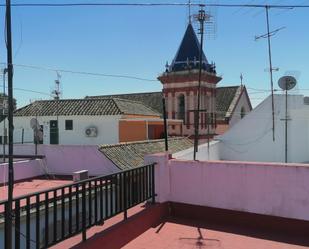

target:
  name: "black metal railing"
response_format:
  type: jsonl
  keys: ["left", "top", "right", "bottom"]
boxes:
{"left": 0, "top": 163, "right": 156, "bottom": 249}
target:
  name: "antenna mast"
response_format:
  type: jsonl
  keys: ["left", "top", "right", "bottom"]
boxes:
{"left": 188, "top": 0, "right": 192, "bottom": 24}
{"left": 193, "top": 6, "right": 206, "bottom": 160}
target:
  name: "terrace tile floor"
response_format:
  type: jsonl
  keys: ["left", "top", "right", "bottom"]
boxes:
{"left": 123, "top": 217, "right": 308, "bottom": 249}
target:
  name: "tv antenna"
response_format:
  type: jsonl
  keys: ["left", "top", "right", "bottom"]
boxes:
{"left": 52, "top": 71, "right": 62, "bottom": 100}
{"left": 255, "top": 6, "right": 286, "bottom": 142}
{"left": 192, "top": 3, "right": 217, "bottom": 40}
{"left": 278, "top": 75, "right": 297, "bottom": 163}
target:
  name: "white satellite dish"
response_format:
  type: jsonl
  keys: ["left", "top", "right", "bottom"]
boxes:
{"left": 278, "top": 76, "right": 297, "bottom": 91}
{"left": 30, "top": 118, "right": 39, "bottom": 130}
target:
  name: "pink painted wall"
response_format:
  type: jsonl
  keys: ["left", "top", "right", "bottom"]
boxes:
{"left": 0, "top": 145, "right": 120, "bottom": 177}
{"left": 0, "top": 159, "right": 44, "bottom": 184}
{"left": 146, "top": 154, "right": 309, "bottom": 221}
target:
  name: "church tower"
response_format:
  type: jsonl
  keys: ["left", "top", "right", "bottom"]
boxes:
{"left": 158, "top": 23, "right": 222, "bottom": 138}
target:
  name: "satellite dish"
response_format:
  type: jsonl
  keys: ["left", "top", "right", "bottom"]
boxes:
{"left": 278, "top": 76, "right": 297, "bottom": 91}
{"left": 30, "top": 118, "right": 39, "bottom": 130}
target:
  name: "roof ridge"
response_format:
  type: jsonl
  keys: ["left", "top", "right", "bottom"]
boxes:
{"left": 87, "top": 91, "right": 162, "bottom": 98}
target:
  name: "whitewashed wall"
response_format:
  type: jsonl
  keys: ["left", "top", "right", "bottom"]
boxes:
{"left": 173, "top": 141, "right": 220, "bottom": 161}
{"left": 229, "top": 90, "right": 252, "bottom": 127}
{"left": 217, "top": 94, "right": 309, "bottom": 163}
{"left": 0, "top": 115, "right": 121, "bottom": 145}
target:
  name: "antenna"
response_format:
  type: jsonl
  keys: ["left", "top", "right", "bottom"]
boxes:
{"left": 52, "top": 71, "right": 62, "bottom": 100}
{"left": 192, "top": 3, "right": 217, "bottom": 40}
{"left": 254, "top": 8, "right": 285, "bottom": 142}
{"left": 188, "top": 0, "right": 192, "bottom": 24}
{"left": 278, "top": 75, "right": 297, "bottom": 164}
{"left": 240, "top": 73, "right": 243, "bottom": 87}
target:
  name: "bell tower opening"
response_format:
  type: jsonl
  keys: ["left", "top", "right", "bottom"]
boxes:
{"left": 177, "top": 94, "right": 185, "bottom": 123}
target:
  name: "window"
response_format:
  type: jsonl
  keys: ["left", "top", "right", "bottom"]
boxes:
{"left": 177, "top": 94, "right": 185, "bottom": 123}
{"left": 65, "top": 120, "right": 73, "bottom": 130}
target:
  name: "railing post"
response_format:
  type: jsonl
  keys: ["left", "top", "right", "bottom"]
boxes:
{"left": 151, "top": 164, "right": 156, "bottom": 204}
{"left": 82, "top": 183, "right": 87, "bottom": 241}
{"left": 4, "top": 202, "right": 11, "bottom": 249}
{"left": 123, "top": 172, "right": 128, "bottom": 220}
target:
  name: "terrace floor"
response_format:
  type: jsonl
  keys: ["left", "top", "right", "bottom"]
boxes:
{"left": 124, "top": 217, "right": 308, "bottom": 249}
{"left": 0, "top": 177, "right": 73, "bottom": 201}
{"left": 57, "top": 202, "right": 309, "bottom": 249}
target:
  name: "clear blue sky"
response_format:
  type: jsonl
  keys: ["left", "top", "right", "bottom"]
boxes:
{"left": 0, "top": 0, "right": 308, "bottom": 108}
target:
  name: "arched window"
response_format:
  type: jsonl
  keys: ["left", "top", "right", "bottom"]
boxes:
{"left": 177, "top": 94, "right": 185, "bottom": 123}
{"left": 240, "top": 106, "right": 246, "bottom": 119}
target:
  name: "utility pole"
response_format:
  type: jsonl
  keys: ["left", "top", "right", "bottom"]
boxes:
{"left": 193, "top": 7, "right": 206, "bottom": 160}
{"left": 5, "top": 0, "right": 14, "bottom": 248}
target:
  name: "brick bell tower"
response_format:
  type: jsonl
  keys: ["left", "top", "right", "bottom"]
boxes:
{"left": 158, "top": 23, "right": 222, "bottom": 138}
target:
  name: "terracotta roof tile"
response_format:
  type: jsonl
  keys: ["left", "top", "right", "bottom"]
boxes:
{"left": 99, "top": 137, "right": 193, "bottom": 170}
{"left": 14, "top": 98, "right": 160, "bottom": 117}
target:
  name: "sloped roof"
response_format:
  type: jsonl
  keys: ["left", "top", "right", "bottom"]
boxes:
{"left": 87, "top": 86, "right": 245, "bottom": 120}
{"left": 86, "top": 92, "right": 163, "bottom": 114}
{"left": 169, "top": 23, "right": 214, "bottom": 73}
{"left": 216, "top": 86, "right": 242, "bottom": 120}
{"left": 99, "top": 137, "right": 193, "bottom": 170}
{"left": 14, "top": 98, "right": 160, "bottom": 117}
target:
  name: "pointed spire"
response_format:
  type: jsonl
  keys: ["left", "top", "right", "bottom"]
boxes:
{"left": 169, "top": 23, "right": 212, "bottom": 73}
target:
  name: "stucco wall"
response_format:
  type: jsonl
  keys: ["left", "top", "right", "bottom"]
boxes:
{"left": 173, "top": 140, "right": 220, "bottom": 161}
{"left": 146, "top": 153, "right": 309, "bottom": 221}
{"left": 0, "top": 144, "right": 119, "bottom": 176}
{"left": 0, "top": 115, "right": 120, "bottom": 145}
{"left": 217, "top": 94, "right": 309, "bottom": 163}
{"left": 229, "top": 89, "right": 252, "bottom": 127}
{"left": 0, "top": 159, "right": 44, "bottom": 184}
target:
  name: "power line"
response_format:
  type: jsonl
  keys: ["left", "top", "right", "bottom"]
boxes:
{"left": 0, "top": 63, "right": 158, "bottom": 82}
{"left": 0, "top": 3, "right": 308, "bottom": 8}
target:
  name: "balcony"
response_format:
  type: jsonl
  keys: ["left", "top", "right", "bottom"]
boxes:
{"left": 1, "top": 151, "right": 309, "bottom": 249}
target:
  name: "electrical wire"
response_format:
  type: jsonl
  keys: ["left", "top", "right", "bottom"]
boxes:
{"left": 0, "top": 3, "right": 308, "bottom": 8}
{"left": 0, "top": 63, "right": 158, "bottom": 82}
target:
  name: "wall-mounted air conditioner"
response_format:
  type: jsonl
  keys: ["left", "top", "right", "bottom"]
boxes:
{"left": 85, "top": 127, "right": 98, "bottom": 137}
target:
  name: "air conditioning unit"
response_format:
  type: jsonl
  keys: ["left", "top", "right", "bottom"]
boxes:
{"left": 85, "top": 127, "right": 98, "bottom": 137}
{"left": 73, "top": 170, "right": 89, "bottom": 182}
{"left": 304, "top": 97, "right": 309, "bottom": 105}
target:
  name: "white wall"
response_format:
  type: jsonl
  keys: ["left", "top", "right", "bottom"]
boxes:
{"left": 229, "top": 89, "right": 252, "bottom": 127}
{"left": 146, "top": 153, "right": 309, "bottom": 221}
{"left": 0, "top": 115, "right": 121, "bottom": 145}
{"left": 217, "top": 94, "right": 309, "bottom": 163}
{"left": 173, "top": 140, "right": 220, "bottom": 161}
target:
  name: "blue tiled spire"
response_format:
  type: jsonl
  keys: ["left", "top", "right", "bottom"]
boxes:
{"left": 169, "top": 23, "right": 215, "bottom": 73}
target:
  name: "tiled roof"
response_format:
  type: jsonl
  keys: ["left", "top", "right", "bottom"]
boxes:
{"left": 87, "top": 86, "right": 244, "bottom": 121}
{"left": 169, "top": 23, "right": 215, "bottom": 73}
{"left": 86, "top": 92, "right": 164, "bottom": 114}
{"left": 99, "top": 137, "right": 193, "bottom": 170}
{"left": 14, "top": 98, "right": 160, "bottom": 117}
{"left": 216, "top": 86, "right": 242, "bottom": 120}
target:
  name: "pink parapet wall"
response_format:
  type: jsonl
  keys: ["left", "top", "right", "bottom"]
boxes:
{"left": 0, "top": 159, "right": 44, "bottom": 185}
{"left": 145, "top": 153, "right": 309, "bottom": 222}
{"left": 0, "top": 144, "right": 120, "bottom": 177}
